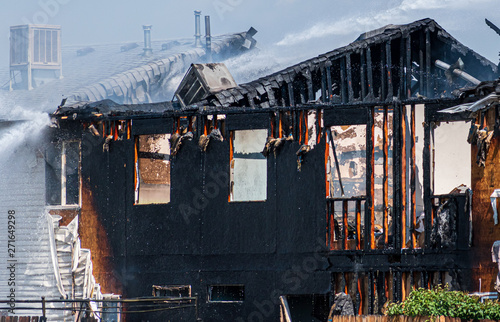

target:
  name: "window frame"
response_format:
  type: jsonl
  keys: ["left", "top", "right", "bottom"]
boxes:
{"left": 152, "top": 285, "right": 191, "bottom": 299}
{"left": 134, "top": 133, "right": 172, "bottom": 205}
{"left": 207, "top": 284, "right": 245, "bottom": 303}
{"left": 229, "top": 129, "right": 268, "bottom": 203}
{"left": 46, "top": 140, "right": 82, "bottom": 208}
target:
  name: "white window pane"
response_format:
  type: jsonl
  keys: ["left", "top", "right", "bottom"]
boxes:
{"left": 232, "top": 158, "right": 267, "bottom": 201}
{"left": 230, "top": 129, "right": 267, "bottom": 202}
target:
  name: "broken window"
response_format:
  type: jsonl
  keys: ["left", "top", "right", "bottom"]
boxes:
{"left": 46, "top": 141, "right": 81, "bottom": 206}
{"left": 283, "top": 294, "right": 330, "bottom": 321}
{"left": 207, "top": 285, "right": 244, "bottom": 303}
{"left": 433, "top": 121, "right": 471, "bottom": 194}
{"left": 135, "top": 134, "right": 171, "bottom": 205}
{"left": 152, "top": 285, "right": 191, "bottom": 298}
{"left": 326, "top": 125, "right": 367, "bottom": 198}
{"left": 229, "top": 129, "right": 267, "bottom": 202}
{"left": 326, "top": 125, "right": 367, "bottom": 250}
{"left": 325, "top": 107, "right": 397, "bottom": 250}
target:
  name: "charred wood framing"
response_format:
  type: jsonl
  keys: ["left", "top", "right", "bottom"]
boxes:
{"left": 360, "top": 50, "right": 367, "bottom": 99}
{"left": 399, "top": 37, "right": 405, "bottom": 99}
{"left": 383, "top": 105, "right": 389, "bottom": 246}
{"left": 425, "top": 28, "right": 432, "bottom": 97}
{"left": 366, "top": 105, "right": 375, "bottom": 249}
{"left": 366, "top": 47, "right": 374, "bottom": 99}
{"left": 386, "top": 41, "right": 393, "bottom": 100}
{"left": 340, "top": 56, "right": 347, "bottom": 103}
{"left": 402, "top": 103, "right": 407, "bottom": 248}
{"left": 321, "top": 67, "right": 328, "bottom": 103}
{"left": 194, "top": 19, "right": 496, "bottom": 110}
{"left": 380, "top": 44, "right": 387, "bottom": 101}
{"left": 287, "top": 82, "right": 295, "bottom": 107}
{"left": 423, "top": 105, "right": 432, "bottom": 247}
{"left": 326, "top": 65, "right": 333, "bottom": 103}
{"left": 410, "top": 104, "right": 417, "bottom": 249}
{"left": 346, "top": 54, "right": 354, "bottom": 102}
{"left": 393, "top": 100, "right": 403, "bottom": 249}
{"left": 419, "top": 32, "right": 425, "bottom": 95}
{"left": 406, "top": 35, "right": 412, "bottom": 99}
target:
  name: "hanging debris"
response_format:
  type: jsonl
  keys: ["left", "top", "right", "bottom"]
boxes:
{"left": 170, "top": 131, "right": 194, "bottom": 156}
{"left": 198, "top": 128, "right": 223, "bottom": 152}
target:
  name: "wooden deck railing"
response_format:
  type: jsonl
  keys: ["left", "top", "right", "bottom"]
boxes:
{"left": 326, "top": 192, "right": 471, "bottom": 251}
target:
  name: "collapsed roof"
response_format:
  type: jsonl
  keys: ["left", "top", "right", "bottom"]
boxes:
{"left": 192, "top": 18, "right": 497, "bottom": 109}
{"left": 53, "top": 18, "right": 499, "bottom": 120}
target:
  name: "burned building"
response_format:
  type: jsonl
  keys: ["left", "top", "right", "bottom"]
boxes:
{"left": 0, "top": 17, "right": 257, "bottom": 321}
{"left": 47, "top": 18, "right": 500, "bottom": 321}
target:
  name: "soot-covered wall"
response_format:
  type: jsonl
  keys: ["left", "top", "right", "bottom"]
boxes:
{"left": 78, "top": 113, "right": 330, "bottom": 321}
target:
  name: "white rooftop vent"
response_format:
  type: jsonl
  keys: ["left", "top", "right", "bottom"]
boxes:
{"left": 10, "top": 24, "right": 62, "bottom": 90}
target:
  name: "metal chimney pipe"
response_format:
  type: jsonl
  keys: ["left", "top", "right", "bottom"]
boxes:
{"left": 143, "top": 25, "right": 153, "bottom": 56}
{"left": 205, "top": 16, "right": 212, "bottom": 60}
{"left": 194, "top": 10, "right": 202, "bottom": 48}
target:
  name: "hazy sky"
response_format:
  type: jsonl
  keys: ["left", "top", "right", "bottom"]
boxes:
{"left": 1, "top": 0, "right": 499, "bottom": 70}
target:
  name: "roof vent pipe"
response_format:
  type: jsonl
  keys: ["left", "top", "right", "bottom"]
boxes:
{"left": 143, "top": 25, "right": 153, "bottom": 56}
{"left": 205, "top": 16, "right": 212, "bottom": 61}
{"left": 194, "top": 11, "right": 202, "bottom": 48}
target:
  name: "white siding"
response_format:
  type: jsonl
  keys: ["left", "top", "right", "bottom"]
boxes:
{"left": 0, "top": 144, "right": 63, "bottom": 320}
{"left": 0, "top": 142, "right": 104, "bottom": 321}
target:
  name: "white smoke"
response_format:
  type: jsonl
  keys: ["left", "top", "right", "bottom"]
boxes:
{"left": 0, "top": 102, "right": 50, "bottom": 164}
{"left": 164, "top": 74, "right": 184, "bottom": 97}
{"left": 276, "top": 0, "right": 496, "bottom": 47}
{"left": 223, "top": 49, "right": 285, "bottom": 84}
{"left": 222, "top": 46, "right": 325, "bottom": 85}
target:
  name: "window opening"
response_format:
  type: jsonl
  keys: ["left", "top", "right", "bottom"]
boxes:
{"left": 152, "top": 285, "right": 191, "bottom": 298}
{"left": 229, "top": 129, "right": 267, "bottom": 202}
{"left": 46, "top": 141, "right": 81, "bottom": 206}
{"left": 208, "top": 285, "right": 244, "bottom": 303}
{"left": 135, "top": 134, "right": 171, "bottom": 205}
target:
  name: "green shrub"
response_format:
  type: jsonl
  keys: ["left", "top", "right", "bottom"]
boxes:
{"left": 386, "top": 285, "right": 500, "bottom": 320}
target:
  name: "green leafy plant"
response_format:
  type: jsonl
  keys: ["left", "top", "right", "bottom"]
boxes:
{"left": 386, "top": 285, "right": 500, "bottom": 320}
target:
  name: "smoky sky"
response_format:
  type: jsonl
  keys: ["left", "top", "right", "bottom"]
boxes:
{"left": 0, "top": 0, "right": 499, "bottom": 68}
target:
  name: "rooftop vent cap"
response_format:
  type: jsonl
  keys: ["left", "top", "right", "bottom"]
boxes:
{"left": 77, "top": 47, "right": 95, "bottom": 56}
{"left": 194, "top": 10, "right": 202, "bottom": 48}
{"left": 143, "top": 25, "right": 153, "bottom": 56}
{"left": 121, "top": 42, "right": 139, "bottom": 52}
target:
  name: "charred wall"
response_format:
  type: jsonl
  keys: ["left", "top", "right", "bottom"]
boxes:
{"left": 471, "top": 136, "right": 500, "bottom": 292}
{"left": 75, "top": 113, "right": 329, "bottom": 321}
{"left": 62, "top": 102, "right": 477, "bottom": 321}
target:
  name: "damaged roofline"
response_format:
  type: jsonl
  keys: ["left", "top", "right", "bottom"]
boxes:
{"left": 52, "top": 97, "right": 474, "bottom": 122}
